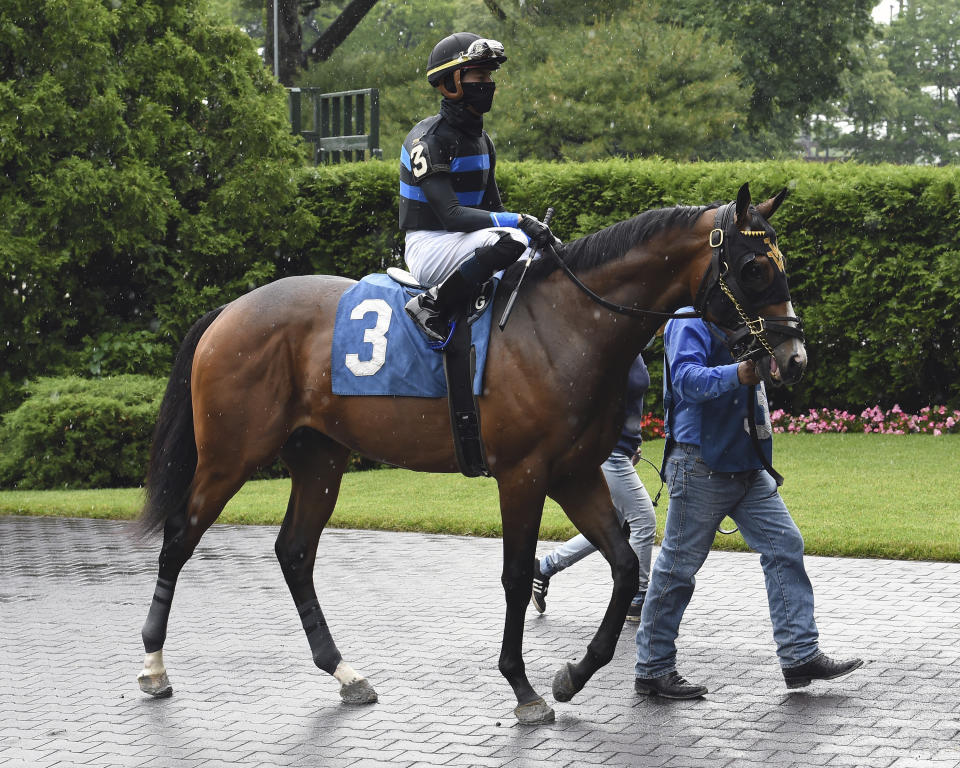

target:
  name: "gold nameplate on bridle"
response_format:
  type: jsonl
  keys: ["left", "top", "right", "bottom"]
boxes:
{"left": 764, "top": 237, "right": 785, "bottom": 271}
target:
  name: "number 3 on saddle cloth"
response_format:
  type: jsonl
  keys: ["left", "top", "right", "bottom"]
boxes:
{"left": 331, "top": 272, "right": 496, "bottom": 476}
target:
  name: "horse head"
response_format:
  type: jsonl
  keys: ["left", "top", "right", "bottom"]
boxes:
{"left": 695, "top": 183, "right": 806, "bottom": 388}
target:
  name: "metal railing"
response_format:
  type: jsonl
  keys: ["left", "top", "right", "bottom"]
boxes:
{"left": 288, "top": 87, "right": 382, "bottom": 164}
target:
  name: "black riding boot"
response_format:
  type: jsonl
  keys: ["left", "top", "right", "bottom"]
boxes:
{"left": 404, "top": 269, "right": 473, "bottom": 342}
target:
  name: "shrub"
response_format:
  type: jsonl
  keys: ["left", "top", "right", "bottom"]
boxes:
{"left": 0, "top": 0, "right": 310, "bottom": 408}
{"left": 0, "top": 376, "right": 164, "bottom": 489}
{"left": 640, "top": 412, "right": 665, "bottom": 441}
{"left": 0, "top": 375, "right": 383, "bottom": 489}
{"left": 4, "top": 155, "right": 959, "bottom": 415}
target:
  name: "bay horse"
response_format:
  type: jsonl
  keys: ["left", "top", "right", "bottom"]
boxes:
{"left": 136, "top": 183, "right": 806, "bottom": 724}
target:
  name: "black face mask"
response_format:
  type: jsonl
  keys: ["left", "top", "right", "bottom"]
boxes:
{"left": 461, "top": 82, "right": 496, "bottom": 113}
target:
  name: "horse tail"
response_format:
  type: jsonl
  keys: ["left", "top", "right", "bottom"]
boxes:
{"left": 138, "top": 306, "right": 226, "bottom": 536}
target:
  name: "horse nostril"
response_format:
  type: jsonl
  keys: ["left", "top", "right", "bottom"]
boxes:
{"left": 787, "top": 354, "right": 805, "bottom": 378}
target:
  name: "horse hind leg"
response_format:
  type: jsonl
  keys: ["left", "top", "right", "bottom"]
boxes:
{"left": 274, "top": 428, "right": 377, "bottom": 705}
{"left": 138, "top": 459, "right": 258, "bottom": 697}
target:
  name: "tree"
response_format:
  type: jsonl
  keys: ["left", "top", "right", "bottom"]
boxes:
{"left": 814, "top": 0, "right": 960, "bottom": 164}
{"left": 263, "top": 0, "right": 306, "bottom": 85}
{"left": 260, "top": 0, "right": 515, "bottom": 85}
{"left": 491, "top": 5, "right": 749, "bottom": 160}
{"left": 0, "top": 0, "right": 311, "bottom": 410}
{"left": 877, "top": 0, "right": 960, "bottom": 163}
{"left": 664, "top": 0, "right": 875, "bottom": 155}
{"left": 807, "top": 31, "right": 905, "bottom": 162}
{"left": 295, "top": 0, "right": 748, "bottom": 161}
{"left": 303, "top": 0, "right": 380, "bottom": 63}
{"left": 258, "top": 0, "right": 385, "bottom": 85}
{"left": 296, "top": 0, "right": 497, "bottom": 151}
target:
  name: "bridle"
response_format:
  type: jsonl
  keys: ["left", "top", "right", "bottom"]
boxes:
{"left": 693, "top": 201, "right": 805, "bottom": 364}
{"left": 544, "top": 200, "right": 804, "bottom": 362}
{"left": 544, "top": 198, "right": 803, "bottom": 489}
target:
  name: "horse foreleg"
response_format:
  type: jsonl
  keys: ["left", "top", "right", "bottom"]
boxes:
{"left": 495, "top": 473, "right": 554, "bottom": 724}
{"left": 274, "top": 429, "right": 377, "bottom": 705}
{"left": 547, "top": 470, "right": 638, "bottom": 703}
{"left": 139, "top": 463, "right": 250, "bottom": 696}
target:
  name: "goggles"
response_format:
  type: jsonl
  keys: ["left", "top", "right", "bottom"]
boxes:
{"left": 427, "top": 38, "right": 505, "bottom": 79}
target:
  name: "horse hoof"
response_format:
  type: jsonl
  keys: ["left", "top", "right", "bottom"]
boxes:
{"left": 514, "top": 696, "right": 555, "bottom": 725}
{"left": 137, "top": 670, "right": 173, "bottom": 698}
{"left": 552, "top": 662, "right": 580, "bottom": 702}
{"left": 340, "top": 678, "right": 378, "bottom": 705}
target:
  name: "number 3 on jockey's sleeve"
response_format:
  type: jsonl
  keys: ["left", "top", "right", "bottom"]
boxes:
{"left": 409, "top": 136, "right": 449, "bottom": 180}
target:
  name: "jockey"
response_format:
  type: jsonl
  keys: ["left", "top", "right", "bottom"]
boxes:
{"left": 400, "top": 32, "right": 557, "bottom": 342}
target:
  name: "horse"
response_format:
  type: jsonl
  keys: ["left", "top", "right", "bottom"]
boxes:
{"left": 136, "top": 183, "right": 806, "bottom": 724}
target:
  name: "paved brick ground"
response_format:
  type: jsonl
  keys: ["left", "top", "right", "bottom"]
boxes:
{"left": 1, "top": 515, "right": 959, "bottom": 768}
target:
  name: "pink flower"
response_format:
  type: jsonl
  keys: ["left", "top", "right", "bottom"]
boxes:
{"left": 767, "top": 405, "right": 956, "bottom": 435}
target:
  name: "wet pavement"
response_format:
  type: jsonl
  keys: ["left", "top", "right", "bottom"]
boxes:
{"left": 1, "top": 514, "right": 959, "bottom": 768}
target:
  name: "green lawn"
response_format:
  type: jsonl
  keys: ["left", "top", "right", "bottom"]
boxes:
{"left": 1, "top": 434, "right": 957, "bottom": 562}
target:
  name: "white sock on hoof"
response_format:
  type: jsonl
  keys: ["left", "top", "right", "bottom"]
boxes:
{"left": 138, "top": 650, "right": 166, "bottom": 679}
{"left": 333, "top": 660, "right": 364, "bottom": 686}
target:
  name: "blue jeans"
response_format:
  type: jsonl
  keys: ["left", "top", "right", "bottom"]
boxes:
{"left": 541, "top": 452, "right": 656, "bottom": 597}
{"left": 635, "top": 443, "right": 820, "bottom": 678}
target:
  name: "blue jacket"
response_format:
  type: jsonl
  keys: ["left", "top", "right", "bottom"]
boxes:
{"left": 663, "top": 308, "right": 772, "bottom": 472}
{"left": 613, "top": 354, "right": 650, "bottom": 457}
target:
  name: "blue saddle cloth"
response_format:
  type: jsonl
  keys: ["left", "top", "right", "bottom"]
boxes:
{"left": 331, "top": 273, "right": 494, "bottom": 397}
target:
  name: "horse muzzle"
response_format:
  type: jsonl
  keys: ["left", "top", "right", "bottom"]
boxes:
{"left": 761, "top": 342, "right": 806, "bottom": 388}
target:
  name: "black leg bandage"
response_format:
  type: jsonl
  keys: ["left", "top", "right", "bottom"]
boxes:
{"left": 142, "top": 577, "right": 177, "bottom": 653}
{"left": 297, "top": 599, "right": 343, "bottom": 674}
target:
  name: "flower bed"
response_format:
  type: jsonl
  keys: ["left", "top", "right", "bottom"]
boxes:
{"left": 770, "top": 405, "right": 960, "bottom": 435}
{"left": 640, "top": 413, "right": 665, "bottom": 441}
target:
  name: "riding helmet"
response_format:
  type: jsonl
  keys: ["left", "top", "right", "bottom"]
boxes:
{"left": 426, "top": 33, "right": 507, "bottom": 87}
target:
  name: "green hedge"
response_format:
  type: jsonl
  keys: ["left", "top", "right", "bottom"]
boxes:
{"left": 4, "top": 159, "right": 959, "bottom": 416}
{"left": 0, "top": 376, "right": 164, "bottom": 489}
{"left": 296, "top": 159, "right": 960, "bottom": 413}
{"left": 0, "top": 375, "right": 384, "bottom": 489}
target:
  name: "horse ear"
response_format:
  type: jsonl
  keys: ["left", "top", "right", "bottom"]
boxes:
{"left": 756, "top": 187, "right": 789, "bottom": 221}
{"left": 735, "top": 183, "right": 751, "bottom": 227}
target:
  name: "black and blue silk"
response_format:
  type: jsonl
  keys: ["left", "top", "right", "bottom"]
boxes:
{"left": 398, "top": 101, "right": 510, "bottom": 232}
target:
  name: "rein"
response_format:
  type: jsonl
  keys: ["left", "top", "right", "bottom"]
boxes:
{"left": 540, "top": 201, "right": 800, "bottom": 341}
{"left": 544, "top": 199, "right": 800, "bottom": 490}
{"left": 544, "top": 243, "right": 700, "bottom": 320}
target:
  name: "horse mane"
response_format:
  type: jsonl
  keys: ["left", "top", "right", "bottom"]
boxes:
{"left": 500, "top": 203, "right": 721, "bottom": 292}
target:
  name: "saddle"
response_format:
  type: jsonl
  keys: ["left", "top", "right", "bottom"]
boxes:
{"left": 387, "top": 267, "right": 493, "bottom": 478}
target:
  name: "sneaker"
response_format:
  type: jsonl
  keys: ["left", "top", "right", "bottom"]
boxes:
{"left": 531, "top": 558, "right": 550, "bottom": 613}
{"left": 626, "top": 591, "right": 645, "bottom": 622}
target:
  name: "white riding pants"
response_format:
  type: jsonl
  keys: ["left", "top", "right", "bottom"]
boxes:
{"left": 404, "top": 228, "right": 531, "bottom": 287}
